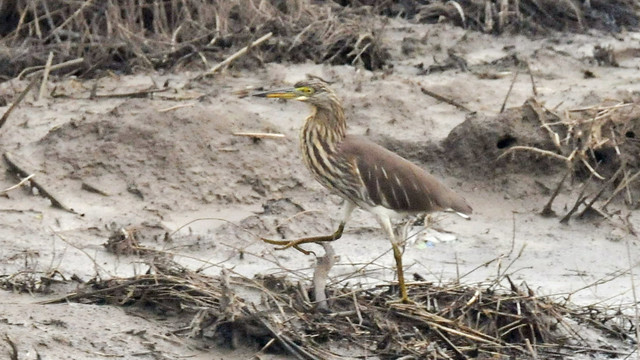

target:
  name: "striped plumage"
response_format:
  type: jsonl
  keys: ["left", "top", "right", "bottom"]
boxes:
{"left": 297, "top": 80, "right": 471, "bottom": 217}
{"left": 255, "top": 79, "right": 472, "bottom": 303}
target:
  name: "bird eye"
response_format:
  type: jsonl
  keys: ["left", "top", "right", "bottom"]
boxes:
{"left": 297, "top": 86, "right": 314, "bottom": 94}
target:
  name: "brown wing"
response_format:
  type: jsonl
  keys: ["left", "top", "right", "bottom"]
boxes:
{"left": 337, "top": 135, "right": 472, "bottom": 215}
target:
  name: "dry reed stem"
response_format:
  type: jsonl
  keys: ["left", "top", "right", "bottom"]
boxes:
{"left": 3, "top": 152, "right": 76, "bottom": 213}
{"left": 0, "top": 1, "right": 391, "bottom": 79}
{"left": 157, "top": 103, "right": 196, "bottom": 113}
{"left": 232, "top": 132, "right": 285, "bottom": 139}
{"left": 498, "top": 146, "right": 570, "bottom": 162}
{"left": 0, "top": 77, "right": 38, "bottom": 129}
{"left": 19, "top": 58, "right": 85, "bottom": 79}
{"left": 38, "top": 51, "right": 54, "bottom": 101}
{"left": 0, "top": 174, "right": 35, "bottom": 195}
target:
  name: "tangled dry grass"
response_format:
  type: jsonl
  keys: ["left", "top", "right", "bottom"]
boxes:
{"left": 345, "top": 0, "right": 639, "bottom": 33}
{"left": 1, "top": 1, "right": 638, "bottom": 80}
{"left": 500, "top": 97, "right": 640, "bottom": 225}
{"left": 414, "top": 0, "right": 639, "bottom": 34}
{"left": 0, "top": 0, "right": 389, "bottom": 79}
{"left": 17, "top": 256, "right": 630, "bottom": 359}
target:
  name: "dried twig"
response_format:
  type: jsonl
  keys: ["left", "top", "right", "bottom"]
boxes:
{"left": 81, "top": 182, "right": 110, "bottom": 196}
{"left": 0, "top": 77, "right": 38, "bottom": 129}
{"left": 19, "top": 58, "right": 85, "bottom": 79}
{"left": 420, "top": 86, "right": 471, "bottom": 112}
{"left": 158, "top": 103, "right": 196, "bottom": 113}
{"left": 233, "top": 132, "right": 285, "bottom": 139}
{"left": 500, "top": 69, "right": 519, "bottom": 113}
{"left": 3, "top": 152, "right": 76, "bottom": 214}
{"left": 195, "top": 32, "right": 273, "bottom": 80}
{"left": 541, "top": 169, "right": 570, "bottom": 217}
{"left": 602, "top": 170, "right": 640, "bottom": 210}
{"left": 524, "top": 60, "right": 538, "bottom": 97}
{"left": 94, "top": 87, "right": 169, "bottom": 99}
{"left": 498, "top": 146, "right": 569, "bottom": 162}
{"left": 0, "top": 174, "right": 35, "bottom": 195}
{"left": 38, "top": 51, "right": 54, "bottom": 101}
{"left": 3, "top": 334, "right": 18, "bottom": 360}
{"left": 560, "top": 185, "right": 588, "bottom": 224}
{"left": 578, "top": 167, "right": 623, "bottom": 218}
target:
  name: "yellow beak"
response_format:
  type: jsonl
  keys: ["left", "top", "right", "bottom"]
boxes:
{"left": 253, "top": 88, "right": 302, "bottom": 100}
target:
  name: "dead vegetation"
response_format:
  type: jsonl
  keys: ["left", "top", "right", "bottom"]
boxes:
{"left": 354, "top": 0, "right": 639, "bottom": 34}
{"left": 1, "top": 1, "right": 638, "bottom": 80}
{"left": 0, "top": 0, "right": 389, "bottom": 79}
{"left": 25, "top": 256, "right": 633, "bottom": 359}
{"left": 498, "top": 96, "right": 640, "bottom": 225}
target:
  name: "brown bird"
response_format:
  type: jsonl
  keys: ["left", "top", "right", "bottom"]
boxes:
{"left": 254, "top": 79, "right": 472, "bottom": 303}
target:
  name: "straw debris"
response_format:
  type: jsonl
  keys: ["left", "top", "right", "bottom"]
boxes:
{"left": 412, "top": 0, "right": 638, "bottom": 34}
{"left": 40, "top": 258, "right": 636, "bottom": 359}
{"left": 499, "top": 97, "right": 640, "bottom": 222}
{"left": 0, "top": 0, "right": 389, "bottom": 79}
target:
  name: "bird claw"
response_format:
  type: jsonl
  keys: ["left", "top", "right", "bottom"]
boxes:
{"left": 261, "top": 237, "right": 316, "bottom": 256}
{"left": 386, "top": 296, "right": 415, "bottom": 306}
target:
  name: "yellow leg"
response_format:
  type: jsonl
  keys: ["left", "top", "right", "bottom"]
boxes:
{"left": 377, "top": 214, "right": 412, "bottom": 304}
{"left": 391, "top": 242, "right": 410, "bottom": 303}
{"left": 261, "top": 202, "right": 355, "bottom": 255}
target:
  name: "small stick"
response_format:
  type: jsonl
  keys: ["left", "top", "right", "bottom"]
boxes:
{"left": 420, "top": 87, "right": 471, "bottom": 112}
{"left": 524, "top": 60, "right": 538, "bottom": 97}
{"left": 578, "top": 167, "right": 622, "bottom": 218}
{"left": 541, "top": 168, "right": 570, "bottom": 217}
{"left": 11, "top": 5, "right": 28, "bottom": 46}
{"left": 233, "top": 132, "right": 285, "bottom": 139}
{"left": 447, "top": 0, "right": 466, "bottom": 26}
{"left": 432, "top": 327, "right": 468, "bottom": 360}
{"left": 622, "top": 167, "right": 634, "bottom": 205}
{"left": 560, "top": 185, "right": 587, "bottom": 225}
{"left": 19, "top": 57, "right": 85, "bottom": 79}
{"left": 0, "top": 77, "right": 38, "bottom": 130}
{"left": 602, "top": 170, "right": 640, "bottom": 209}
{"left": 498, "top": 146, "right": 570, "bottom": 162}
{"left": 3, "top": 152, "right": 76, "bottom": 214}
{"left": 0, "top": 174, "right": 35, "bottom": 195}
{"left": 500, "top": 69, "right": 519, "bottom": 113}
{"left": 195, "top": 32, "right": 273, "bottom": 80}
{"left": 580, "top": 157, "right": 605, "bottom": 180}
{"left": 81, "top": 182, "right": 110, "bottom": 196}
{"left": 39, "top": 51, "right": 54, "bottom": 101}
{"left": 158, "top": 103, "right": 196, "bottom": 113}
{"left": 524, "top": 338, "right": 539, "bottom": 360}
{"left": 94, "top": 87, "right": 169, "bottom": 99}
{"left": 31, "top": 1, "right": 42, "bottom": 39}
{"left": 3, "top": 334, "right": 18, "bottom": 360}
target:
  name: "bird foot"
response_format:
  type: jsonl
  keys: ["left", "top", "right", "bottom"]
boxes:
{"left": 386, "top": 296, "right": 415, "bottom": 306}
{"left": 260, "top": 227, "right": 344, "bottom": 256}
{"left": 260, "top": 237, "right": 316, "bottom": 256}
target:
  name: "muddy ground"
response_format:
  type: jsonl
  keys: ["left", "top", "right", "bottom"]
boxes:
{"left": 1, "top": 20, "right": 640, "bottom": 359}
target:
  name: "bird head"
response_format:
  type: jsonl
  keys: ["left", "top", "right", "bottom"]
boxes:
{"left": 253, "top": 79, "right": 338, "bottom": 109}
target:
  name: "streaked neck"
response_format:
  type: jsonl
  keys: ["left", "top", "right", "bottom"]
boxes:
{"left": 303, "top": 102, "right": 346, "bottom": 146}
